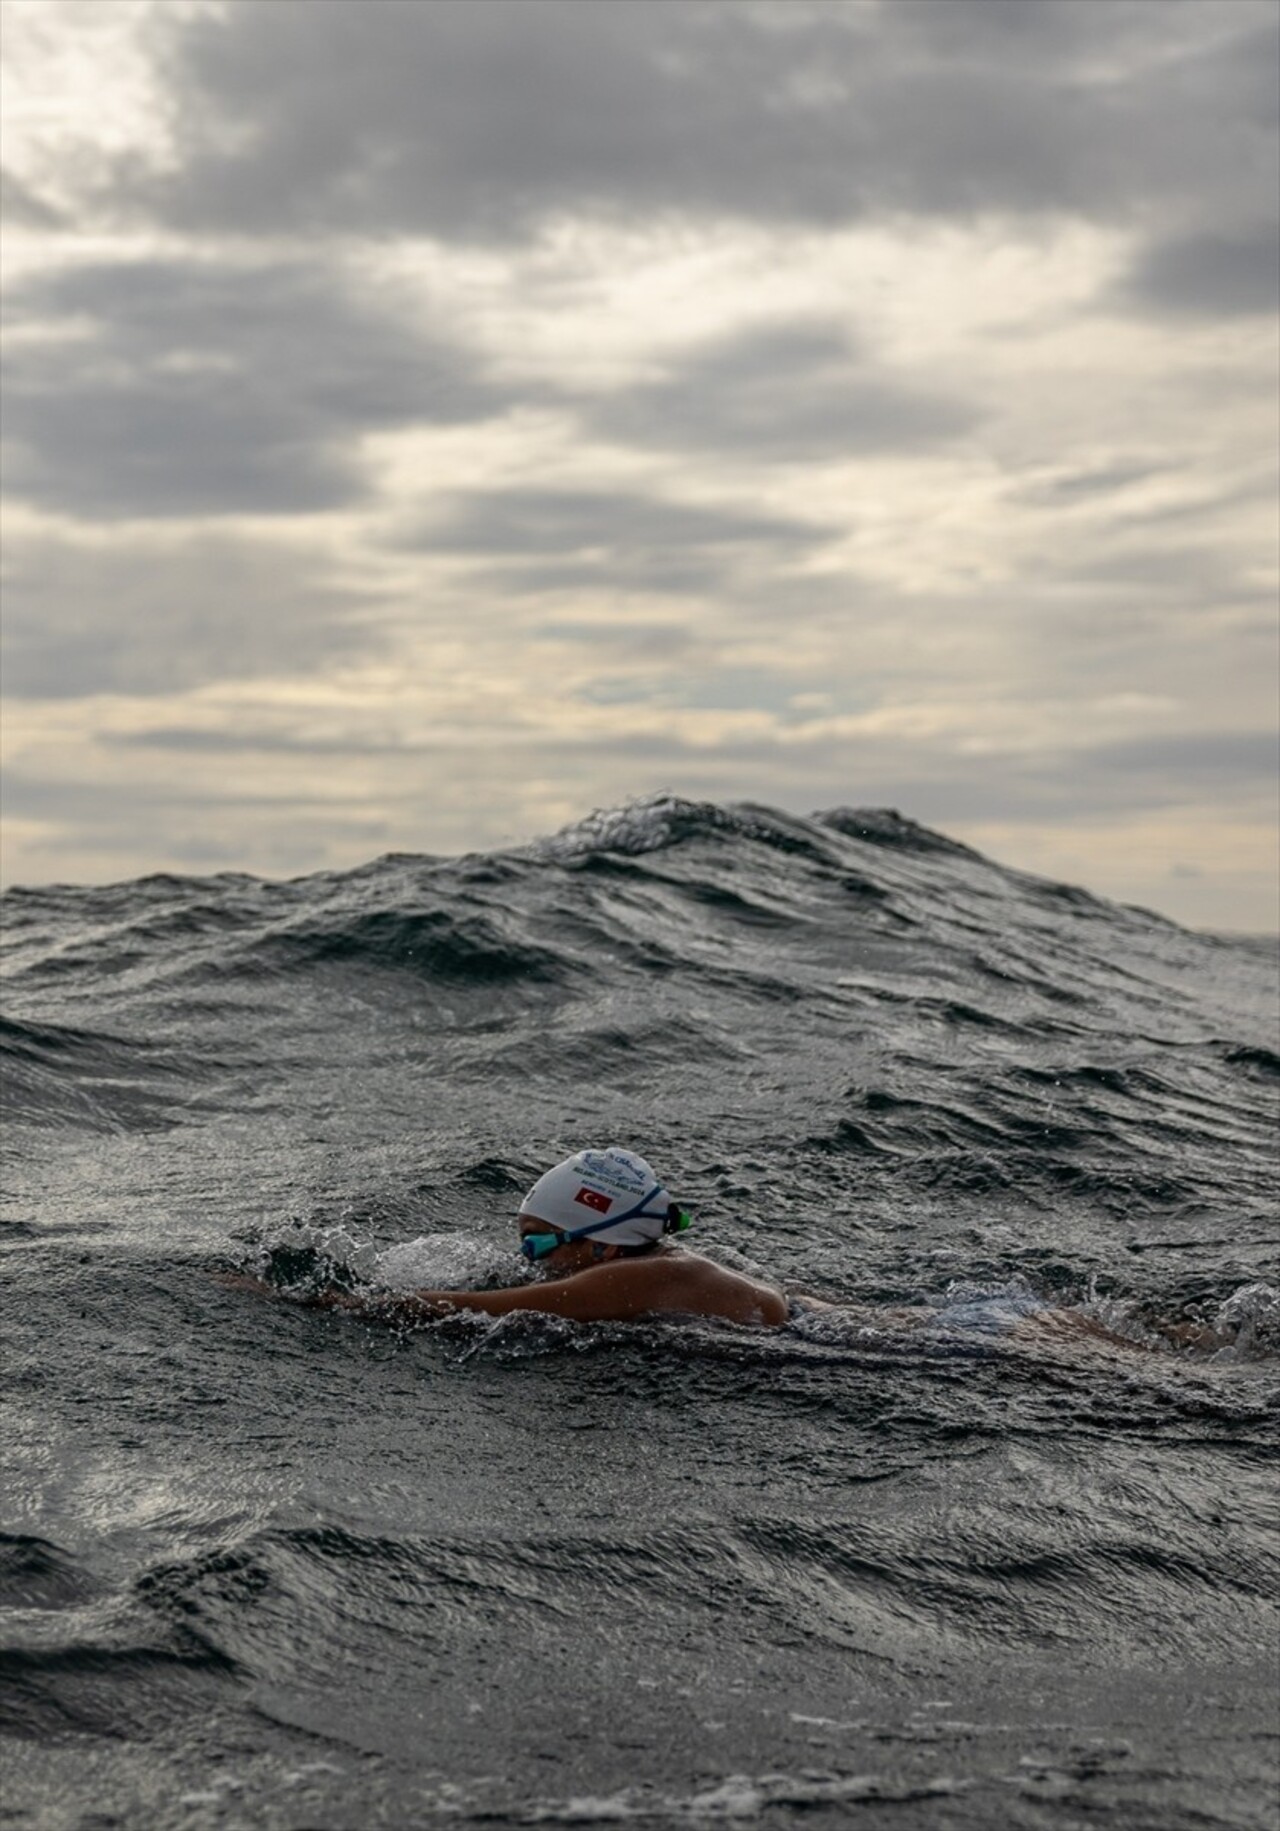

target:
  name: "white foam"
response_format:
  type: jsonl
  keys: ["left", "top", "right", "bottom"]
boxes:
{"left": 930, "top": 1279, "right": 1047, "bottom": 1336}
{"left": 528, "top": 1795, "right": 647, "bottom": 1823}
{"left": 253, "top": 1218, "right": 532, "bottom": 1299}
{"left": 525, "top": 1771, "right": 967, "bottom": 1821}
{"left": 323, "top": 1228, "right": 380, "bottom": 1279}
{"left": 685, "top": 1776, "right": 766, "bottom": 1817}
{"left": 536, "top": 795, "right": 705, "bottom": 862}
{"left": 372, "top": 1233, "right": 525, "bottom": 1292}
{"left": 1082, "top": 1278, "right": 1280, "bottom": 1360}
{"left": 787, "top": 1712, "right": 865, "bottom": 1729}
{"left": 1214, "top": 1281, "right": 1280, "bottom": 1358}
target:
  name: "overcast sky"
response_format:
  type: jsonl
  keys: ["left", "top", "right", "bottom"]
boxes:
{"left": 2, "top": 0, "right": 1276, "bottom": 928}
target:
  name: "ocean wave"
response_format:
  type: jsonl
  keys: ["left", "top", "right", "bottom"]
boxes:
{"left": 538, "top": 795, "right": 845, "bottom": 865}
{"left": 0, "top": 1013, "right": 208, "bottom": 1132}
{"left": 30, "top": 1492, "right": 1272, "bottom": 1730}
{"left": 240, "top": 906, "right": 570, "bottom": 986}
{"left": 4, "top": 795, "right": 1278, "bottom": 1826}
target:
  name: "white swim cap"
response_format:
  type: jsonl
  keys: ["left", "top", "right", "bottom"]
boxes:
{"left": 519, "top": 1147, "right": 673, "bottom": 1246}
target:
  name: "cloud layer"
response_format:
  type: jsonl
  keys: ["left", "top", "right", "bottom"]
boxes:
{"left": 1, "top": 0, "right": 1276, "bottom": 928}
{"left": 3, "top": 257, "right": 502, "bottom": 517}
{"left": 97, "top": 1, "right": 1278, "bottom": 248}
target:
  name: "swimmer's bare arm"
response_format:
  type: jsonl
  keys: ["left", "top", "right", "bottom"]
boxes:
{"left": 312, "top": 1256, "right": 788, "bottom": 1328}
{"left": 308, "top": 1278, "right": 639, "bottom": 1324}
{"left": 212, "top": 1270, "right": 605, "bottom": 1320}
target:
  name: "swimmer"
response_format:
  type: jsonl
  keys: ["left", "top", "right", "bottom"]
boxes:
{"left": 303, "top": 1147, "right": 790, "bottom": 1328}
{"left": 228, "top": 1143, "right": 1231, "bottom": 1352}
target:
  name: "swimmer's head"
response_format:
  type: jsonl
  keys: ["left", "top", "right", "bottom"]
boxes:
{"left": 517, "top": 1147, "right": 690, "bottom": 1262}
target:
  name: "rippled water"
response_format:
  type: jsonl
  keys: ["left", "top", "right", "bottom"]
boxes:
{"left": 2, "top": 797, "right": 1277, "bottom": 1829}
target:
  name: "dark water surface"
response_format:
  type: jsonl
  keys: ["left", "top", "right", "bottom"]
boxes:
{"left": 2, "top": 797, "right": 1277, "bottom": 1830}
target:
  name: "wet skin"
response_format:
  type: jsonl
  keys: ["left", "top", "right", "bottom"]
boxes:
{"left": 222, "top": 1228, "right": 1227, "bottom": 1350}
{"left": 262, "top": 1221, "right": 789, "bottom": 1329}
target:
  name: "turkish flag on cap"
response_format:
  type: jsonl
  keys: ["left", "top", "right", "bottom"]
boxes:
{"left": 574, "top": 1186, "right": 613, "bottom": 1214}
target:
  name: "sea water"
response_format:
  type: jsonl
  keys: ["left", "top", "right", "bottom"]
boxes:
{"left": 3, "top": 796, "right": 1277, "bottom": 1829}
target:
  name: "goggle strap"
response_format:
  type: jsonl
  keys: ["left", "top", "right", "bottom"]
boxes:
{"left": 519, "top": 1191, "right": 692, "bottom": 1257}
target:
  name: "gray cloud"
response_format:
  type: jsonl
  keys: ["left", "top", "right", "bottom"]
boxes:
{"left": 1055, "top": 542, "right": 1275, "bottom": 615}
{"left": 465, "top": 557, "right": 734, "bottom": 600}
{"left": 1, "top": 534, "right": 379, "bottom": 697}
{"left": 1084, "top": 730, "right": 1280, "bottom": 784}
{"left": 2, "top": 258, "right": 500, "bottom": 518}
{"left": 81, "top": 0, "right": 1274, "bottom": 258}
{"left": 590, "top": 321, "right": 980, "bottom": 459}
{"left": 624, "top": 723, "right": 1280, "bottom": 831}
{"left": 0, "top": 166, "right": 65, "bottom": 229}
{"left": 105, "top": 726, "right": 444, "bottom": 757}
{"left": 888, "top": 0, "right": 1177, "bottom": 61}
{"left": 90, "top": 707, "right": 1277, "bottom": 822}
{"left": 410, "top": 484, "right": 834, "bottom": 596}
{"left": 1014, "top": 461, "right": 1174, "bottom": 505}
{"left": 533, "top": 619, "right": 698, "bottom": 657}
{"left": 1119, "top": 225, "right": 1280, "bottom": 319}
{"left": 0, "top": 767, "right": 396, "bottom": 875}
{"left": 911, "top": 730, "right": 1280, "bottom": 820}
{"left": 420, "top": 487, "right": 820, "bottom": 555}
{"left": 577, "top": 721, "right": 1279, "bottom": 831}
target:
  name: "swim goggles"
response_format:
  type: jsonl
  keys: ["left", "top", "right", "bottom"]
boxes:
{"left": 519, "top": 1187, "right": 692, "bottom": 1261}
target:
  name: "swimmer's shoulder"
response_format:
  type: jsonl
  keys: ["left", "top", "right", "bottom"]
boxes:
{"left": 651, "top": 1245, "right": 789, "bottom": 1327}
{"left": 576, "top": 1244, "right": 788, "bottom": 1328}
